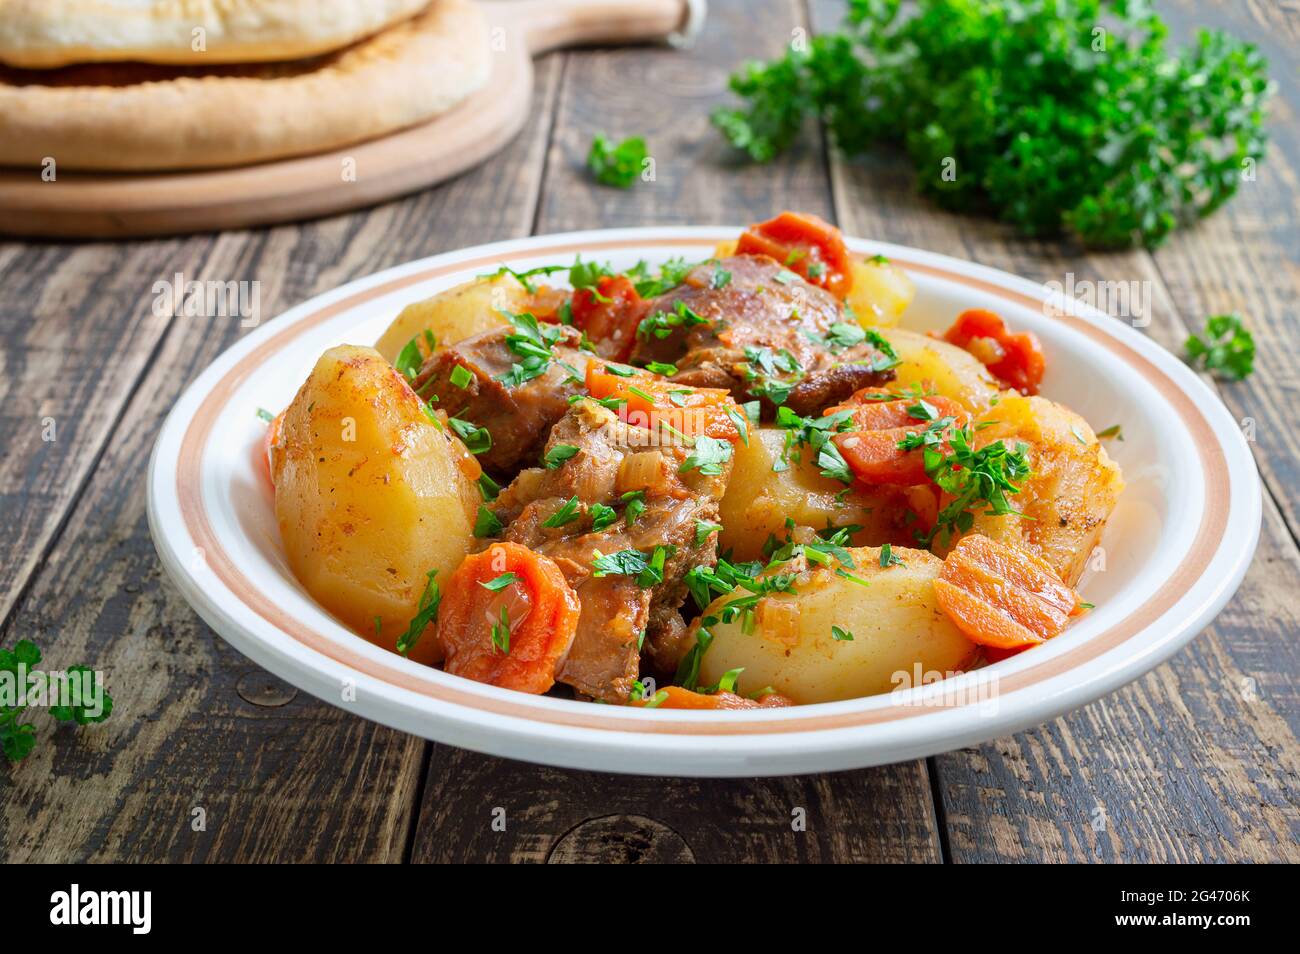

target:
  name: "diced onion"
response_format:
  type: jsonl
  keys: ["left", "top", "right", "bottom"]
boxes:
{"left": 617, "top": 451, "right": 666, "bottom": 495}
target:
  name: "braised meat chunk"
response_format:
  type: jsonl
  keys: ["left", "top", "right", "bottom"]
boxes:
{"left": 411, "top": 319, "right": 591, "bottom": 473}
{"left": 488, "top": 398, "right": 734, "bottom": 702}
{"left": 631, "top": 255, "right": 897, "bottom": 417}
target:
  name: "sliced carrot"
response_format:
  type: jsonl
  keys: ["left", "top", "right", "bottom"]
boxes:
{"left": 736, "top": 211, "right": 852, "bottom": 299}
{"left": 825, "top": 390, "right": 967, "bottom": 485}
{"left": 585, "top": 363, "right": 742, "bottom": 443}
{"left": 634, "top": 685, "right": 794, "bottom": 710}
{"left": 437, "top": 542, "right": 581, "bottom": 694}
{"left": 941, "top": 308, "right": 1046, "bottom": 395}
{"left": 933, "top": 534, "right": 1082, "bottom": 649}
{"left": 263, "top": 410, "right": 285, "bottom": 487}
{"left": 570, "top": 275, "right": 650, "bottom": 362}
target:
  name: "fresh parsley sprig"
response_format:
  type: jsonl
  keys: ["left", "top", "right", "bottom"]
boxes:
{"left": 1185, "top": 314, "right": 1256, "bottom": 380}
{"left": 1, "top": 640, "right": 113, "bottom": 763}
{"left": 587, "top": 134, "right": 649, "bottom": 188}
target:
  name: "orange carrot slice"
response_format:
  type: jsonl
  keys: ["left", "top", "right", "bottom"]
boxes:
{"left": 933, "top": 534, "right": 1082, "bottom": 649}
{"left": 585, "top": 363, "right": 742, "bottom": 443}
{"left": 634, "top": 685, "right": 794, "bottom": 710}
{"left": 437, "top": 542, "right": 581, "bottom": 694}
{"left": 826, "top": 390, "right": 967, "bottom": 485}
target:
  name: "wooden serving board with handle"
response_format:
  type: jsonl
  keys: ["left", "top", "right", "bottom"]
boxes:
{"left": 0, "top": 0, "right": 697, "bottom": 239}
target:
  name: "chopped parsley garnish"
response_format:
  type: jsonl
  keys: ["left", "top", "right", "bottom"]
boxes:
{"left": 679, "top": 435, "right": 733, "bottom": 476}
{"left": 477, "top": 472, "right": 501, "bottom": 501}
{"left": 645, "top": 361, "right": 678, "bottom": 376}
{"left": 774, "top": 406, "right": 857, "bottom": 484}
{"left": 1185, "top": 314, "right": 1255, "bottom": 380}
{"left": 543, "top": 444, "right": 580, "bottom": 469}
{"left": 622, "top": 490, "right": 646, "bottom": 526}
{"left": 449, "top": 365, "right": 474, "bottom": 389}
{"left": 919, "top": 427, "right": 1033, "bottom": 547}
{"left": 394, "top": 329, "right": 437, "bottom": 381}
{"left": 628, "top": 257, "right": 698, "bottom": 297}
{"left": 694, "top": 519, "right": 722, "bottom": 546}
{"left": 448, "top": 416, "right": 492, "bottom": 455}
{"left": 700, "top": 667, "right": 744, "bottom": 696}
{"left": 542, "top": 495, "right": 582, "bottom": 529}
{"left": 880, "top": 543, "right": 906, "bottom": 568}
{"left": 587, "top": 133, "right": 649, "bottom": 188}
{"left": 637, "top": 300, "right": 710, "bottom": 341}
{"left": 256, "top": 407, "right": 275, "bottom": 423}
{"left": 712, "top": 267, "right": 732, "bottom": 289}
{"left": 396, "top": 570, "right": 441, "bottom": 655}
{"left": 907, "top": 399, "right": 939, "bottom": 421}
{"left": 479, "top": 263, "right": 567, "bottom": 294}
{"left": 589, "top": 502, "right": 618, "bottom": 532}
{"left": 497, "top": 310, "right": 567, "bottom": 388}
{"left": 491, "top": 605, "right": 512, "bottom": 654}
{"left": 831, "top": 625, "right": 855, "bottom": 642}
{"left": 1096, "top": 424, "right": 1124, "bottom": 441}
{"left": 473, "top": 505, "right": 503, "bottom": 538}
{"left": 480, "top": 572, "right": 519, "bottom": 593}
{"left": 591, "top": 546, "right": 676, "bottom": 588}
{"left": 673, "top": 626, "right": 715, "bottom": 691}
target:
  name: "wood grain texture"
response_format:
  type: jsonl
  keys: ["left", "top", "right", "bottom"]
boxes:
{"left": 409, "top": 0, "right": 945, "bottom": 864}
{"left": 0, "top": 56, "right": 563, "bottom": 862}
{"left": 412, "top": 749, "right": 941, "bottom": 863}
{"left": 810, "top": 0, "right": 1300, "bottom": 862}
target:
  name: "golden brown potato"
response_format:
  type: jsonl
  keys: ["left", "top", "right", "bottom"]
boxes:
{"left": 881, "top": 328, "right": 1000, "bottom": 414}
{"left": 948, "top": 394, "right": 1124, "bottom": 586}
{"left": 696, "top": 547, "right": 978, "bottom": 703}
{"left": 718, "top": 427, "right": 912, "bottom": 561}
{"left": 374, "top": 275, "right": 527, "bottom": 366}
{"left": 846, "top": 256, "right": 914, "bottom": 328}
{"left": 272, "top": 345, "right": 482, "bottom": 664}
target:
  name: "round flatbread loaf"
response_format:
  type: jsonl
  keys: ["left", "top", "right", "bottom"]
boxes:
{"left": 0, "top": 0, "right": 433, "bottom": 68}
{"left": 0, "top": 0, "right": 491, "bottom": 171}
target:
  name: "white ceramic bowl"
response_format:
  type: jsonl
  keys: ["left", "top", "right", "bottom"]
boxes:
{"left": 148, "top": 228, "right": 1260, "bottom": 776}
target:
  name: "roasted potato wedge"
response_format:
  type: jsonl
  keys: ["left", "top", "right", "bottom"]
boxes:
{"left": 272, "top": 345, "right": 482, "bottom": 664}
{"left": 880, "top": 327, "right": 1000, "bottom": 413}
{"left": 718, "top": 427, "right": 911, "bottom": 561}
{"left": 374, "top": 275, "right": 527, "bottom": 366}
{"left": 846, "top": 256, "right": 914, "bottom": 327}
{"left": 947, "top": 394, "right": 1124, "bottom": 586}
{"left": 696, "top": 547, "right": 978, "bottom": 703}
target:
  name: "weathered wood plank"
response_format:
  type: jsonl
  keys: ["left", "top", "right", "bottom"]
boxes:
{"left": 410, "top": 0, "right": 946, "bottom": 864}
{"left": 811, "top": 0, "right": 1300, "bottom": 861}
{"left": 0, "top": 57, "right": 563, "bottom": 863}
{"left": 413, "top": 750, "right": 941, "bottom": 863}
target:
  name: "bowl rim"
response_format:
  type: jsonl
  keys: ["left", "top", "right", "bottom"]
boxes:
{"left": 148, "top": 226, "right": 1260, "bottom": 775}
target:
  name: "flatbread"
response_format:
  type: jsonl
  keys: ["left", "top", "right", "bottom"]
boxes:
{"left": 0, "top": 0, "right": 491, "bottom": 171}
{"left": 0, "top": 0, "right": 433, "bottom": 68}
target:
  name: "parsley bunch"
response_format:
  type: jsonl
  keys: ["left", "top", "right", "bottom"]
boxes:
{"left": 713, "top": 0, "right": 1272, "bottom": 248}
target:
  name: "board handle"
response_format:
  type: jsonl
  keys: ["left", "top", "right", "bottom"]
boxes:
{"left": 509, "top": 0, "right": 703, "bottom": 55}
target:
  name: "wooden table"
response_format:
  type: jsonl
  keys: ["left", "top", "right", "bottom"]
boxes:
{"left": 1, "top": 0, "right": 1296, "bottom": 863}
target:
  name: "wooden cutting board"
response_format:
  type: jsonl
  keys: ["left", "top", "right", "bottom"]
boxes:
{"left": 0, "top": 0, "right": 695, "bottom": 239}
